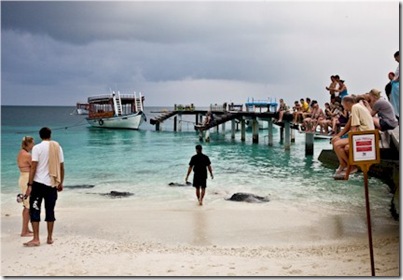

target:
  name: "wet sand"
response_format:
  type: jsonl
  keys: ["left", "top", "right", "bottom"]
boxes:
{"left": 1, "top": 199, "right": 399, "bottom": 276}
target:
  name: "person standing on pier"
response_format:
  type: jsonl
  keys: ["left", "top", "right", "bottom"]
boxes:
{"left": 185, "top": 145, "right": 213, "bottom": 206}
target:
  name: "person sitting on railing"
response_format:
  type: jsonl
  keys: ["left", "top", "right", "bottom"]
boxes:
{"left": 326, "top": 102, "right": 349, "bottom": 136}
{"left": 275, "top": 99, "right": 290, "bottom": 123}
{"left": 302, "top": 100, "right": 325, "bottom": 132}
{"left": 204, "top": 112, "right": 213, "bottom": 126}
{"left": 293, "top": 98, "right": 310, "bottom": 124}
{"left": 318, "top": 102, "right": 334, "bottom": 134}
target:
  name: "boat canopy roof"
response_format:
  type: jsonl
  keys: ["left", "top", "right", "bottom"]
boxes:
{"left": 88, "top": 94, "right": 144, "bottom": 104}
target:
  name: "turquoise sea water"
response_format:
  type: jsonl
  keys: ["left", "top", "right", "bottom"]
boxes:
{"left": 1, "top": 106, "right": 394, "bottom": 220}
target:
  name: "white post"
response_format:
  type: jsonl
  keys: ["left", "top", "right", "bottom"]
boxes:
{"left": 112, "top": 91, "right": 118, "bottom": 116}
{"left": 205, "top": 129, "right": 210, "bottom": 142}
{"left": 178, "top": 114, "right": 182, "bottom": 132}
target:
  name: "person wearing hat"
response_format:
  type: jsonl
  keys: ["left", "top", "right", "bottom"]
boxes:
{"left": 185, "top": 145, "right": 213, "bottom": 206}
{"left": 362, "top": 89, "right": 398, "bottom": 131}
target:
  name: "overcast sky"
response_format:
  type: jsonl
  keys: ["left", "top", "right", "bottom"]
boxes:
{"left": 1, "top": 1, "right": 400, "bottom": 107}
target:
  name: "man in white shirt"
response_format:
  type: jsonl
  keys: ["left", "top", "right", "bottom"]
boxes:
{"left": 24, "top": 127, "right": 64, "bottom": 247}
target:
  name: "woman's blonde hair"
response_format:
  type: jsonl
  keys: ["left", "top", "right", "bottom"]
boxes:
{"left": 21, "top": 136, "right": 34, "bottom": 149}
{"left": 368, "top": 89, "right": 381, "bottom": 99}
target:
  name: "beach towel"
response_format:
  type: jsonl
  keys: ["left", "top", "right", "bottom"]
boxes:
{"left": 49, "top": 140, "right": 61, "bottom": 187}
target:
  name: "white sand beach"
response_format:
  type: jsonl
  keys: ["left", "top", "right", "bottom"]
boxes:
{"left": 1, "top": 197, "right": 399, "bottom": 276}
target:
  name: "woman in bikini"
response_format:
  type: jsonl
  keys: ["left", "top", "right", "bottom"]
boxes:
{"left": 16, "top": 136, "right": 35, "bottom": 237}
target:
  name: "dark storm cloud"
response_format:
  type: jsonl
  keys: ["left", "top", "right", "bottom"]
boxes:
{"left": 2, "top": 1, "right": 289, "bottom": 84}
{"left": 2, "top": 1, "right": 286, "bottom": 45}
{"left": 1, "top": 1, "right": 399, "bottom": 106}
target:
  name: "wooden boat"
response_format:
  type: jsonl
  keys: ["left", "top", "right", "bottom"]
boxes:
{"left": 85, "top": 91, "right": 146, "bottom": 130}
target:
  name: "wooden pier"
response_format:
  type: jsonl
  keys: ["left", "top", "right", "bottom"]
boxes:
{"left": 150, "top": 103, "right": 314, "bottom": 153}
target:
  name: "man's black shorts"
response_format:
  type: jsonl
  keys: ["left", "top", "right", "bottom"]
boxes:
{"left": 29, "top": 181, "right": 58, "bottom": 222}
{"left": 193, "top": 175, "right": 207, "bottom": 188}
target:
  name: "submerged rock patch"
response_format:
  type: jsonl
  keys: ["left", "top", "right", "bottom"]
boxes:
{"left": 101, "top": 191, "right": 134, "bottom": 198}
{"left": 226, "top": 192, "right": 269, "bottom": 203}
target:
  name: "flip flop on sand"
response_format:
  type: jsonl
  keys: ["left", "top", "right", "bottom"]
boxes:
{"left": 23, "top": 241, "right": 40, "bottom": 247}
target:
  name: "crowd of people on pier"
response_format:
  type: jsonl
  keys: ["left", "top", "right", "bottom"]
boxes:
{"left": 274, "top": 50, "right": 400, "bottom": 180}
{"left": 275, "top": 51, "right": 400, "bottom": 135}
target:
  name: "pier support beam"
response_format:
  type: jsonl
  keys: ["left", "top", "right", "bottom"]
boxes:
{"left": 195, "top": 114, "right": 199, "bottom": 126}
{"left": 156, "top": 122, "right": 160, "bottom": 131}
{"left": 280, "top": 127, "right": 284, "bottom": 143}
{"left": 267, "top": 119, "right": 273, "bottom": 146}
{"left": 305, "top": 132, "right": 314, "bottom": 156}
{"left": 284, "top": 121, "right": 291, "bottom": 150}
{"left": 222, "top": 122, "right": 226, "bottom": 135}
{"left": 241, "top": 119, "right": 246, "bottom": 142}
{"left": 178, "top": 114, "right": 182, "bottom": 132}
{"left": 231, "top": 119, "right": 236, "bottom": 139}
{"left": 173, "top": 116, "right": 177, "bottom": 132}
{"left": 291, "top": 128, "right": 295, "bottom": 143}
{"left": 252, "top": 119, "right": 259, "bottom": 144}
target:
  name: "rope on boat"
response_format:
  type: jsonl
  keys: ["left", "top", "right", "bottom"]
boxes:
{"left": 15, "top": 119, "right": 88, "bottom": 134}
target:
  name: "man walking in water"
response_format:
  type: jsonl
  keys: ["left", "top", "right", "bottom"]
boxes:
{"left": 24, "top": 127, "right": 64, "bottom": 247}
{"left": 186, "top": 145, "right": 213, "bottom": 206}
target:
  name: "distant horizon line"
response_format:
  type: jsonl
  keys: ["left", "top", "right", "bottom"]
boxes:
{"left": 0, "top": 104, "right": 213, "bottom": 108}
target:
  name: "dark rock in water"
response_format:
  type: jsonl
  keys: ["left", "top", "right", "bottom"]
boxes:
{"left": 168, "top": 182, "right": 192, "bottom": 187}
{"left": 226, "top": 192, "right": 269, "bottom": 203}
{"left": 101, "top": 191, "right": 134, "bottom": 198}
{"left": 64, "top": 184, "right": 95, "bottom": 189}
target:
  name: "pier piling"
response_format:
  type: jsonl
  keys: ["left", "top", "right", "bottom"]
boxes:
{"left": 291, "top": 128, "right": 295, "bottom": 143}
{"left": 267, "top": 119, "right": 273, "bottom": 146}
{"left": 231, "top": 119, "right": 236, "bottom": 139}
{"left": 178, "top": 114, "right": 182, "bottom": 132}
{"left": 241, "top": 119, "right": 246, "bottom": 142}
{"left": 284, "top": 121, "right": 291, "bottom": 150}
{"left": 252, "top": 119, "right": 259, "bottom": 144}
{"left": 305, "top": 132, "right": 314, "bottom": 156}
{"left": 205, "top": 129, "right": 210, "bottom": 142}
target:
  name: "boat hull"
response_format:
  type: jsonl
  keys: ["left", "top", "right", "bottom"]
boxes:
{"left": 86, "top": 112, "right": 145, "bottom": 130}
